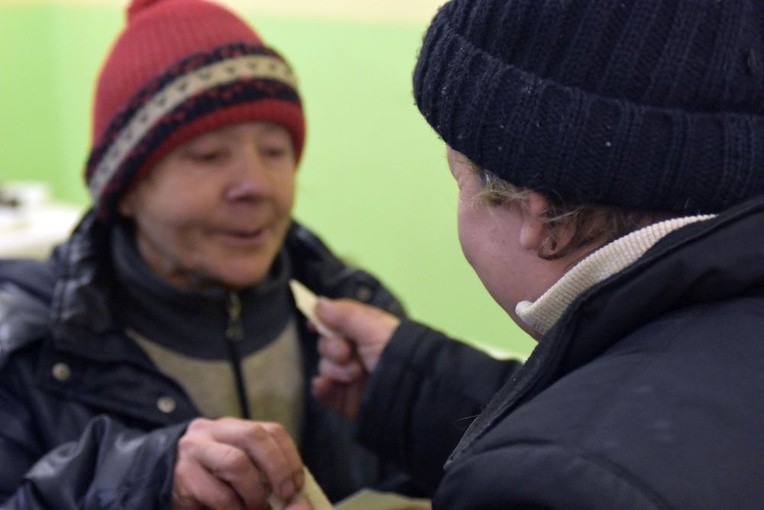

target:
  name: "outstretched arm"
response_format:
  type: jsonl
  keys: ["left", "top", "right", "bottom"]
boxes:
{"left": 312, "top": 298, "right": 524, "bottom": 494}
{"left": 312, "top": 298, "right": 400, "bottom": 421}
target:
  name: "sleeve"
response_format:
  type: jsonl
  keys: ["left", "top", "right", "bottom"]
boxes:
{"left": 0, "top": 413, "right": 187, "bottom": 510}
{"left": 433, "top": 443, "right": 663, "bottom": 510}
{"left": 356, "top": 320, "right": 523, "bottom": 495}
{"left": 0, "top": 268, "right": 185, "bottom": 509}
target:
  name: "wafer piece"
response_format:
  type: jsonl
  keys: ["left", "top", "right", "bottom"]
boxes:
{"left": 289, "top": 279, "right": 337, "bottom": 337}
{"left": 268, "top": 466, "right": 333, "bottom": 510}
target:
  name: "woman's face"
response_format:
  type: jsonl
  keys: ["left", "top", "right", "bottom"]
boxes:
{"left": 119, "top": 122, "right": 296, "bottom": 290}
{"left": 447, "top": 146, "right": 556, "bottom": 330}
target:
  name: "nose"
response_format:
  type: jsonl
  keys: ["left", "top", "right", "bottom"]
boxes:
{"left": 224, "top": 145, "right": 273, "bottom": 201}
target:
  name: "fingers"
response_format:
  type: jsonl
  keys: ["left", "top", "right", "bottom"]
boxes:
{"left": 318, "top": 357, "right": 363, "bottom": 383}
{"left": 315, "top": 298, "right": 396, "bottom": 340}
{"left": 313, "top": 301, "right": 385, "bottom": 421}
{"left": 174, "top": 418, "right": 304, "bottom": 510}
{"left": 317, "top": 335, "right": 354, "bottom": 364}
{"left": 256, "top": 423, "right": 305, "bottom": 498}
{"left": 311, "top": 375, "right": 347, "bottom": 411}
{"left": 311, "top": 374, "right": 365, "bottom": 421}
{"left": 317, "top": 336, "right": 363, "bottom": 382}
{"left": 315, "top": 299, "right": 400, "bottom": 371}
{"left": 173, "top": 458, "right": 246, "bottom": 510}
{"left": 202, "top": 419, "right": 304, "bottom": 500}
{"left": 175, "top": 441, "right": 263, "bottom": 509}
{"left": 311, "top": 375, "right": 332, "bottom": 403}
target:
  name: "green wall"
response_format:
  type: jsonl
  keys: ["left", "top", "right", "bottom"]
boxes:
{"left": 0, "top": 4, "right": 535, "bottom": 358}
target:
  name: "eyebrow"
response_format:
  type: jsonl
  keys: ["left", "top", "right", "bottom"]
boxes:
{"left": 259, "top": 123, "right": 290, "bottom": 135}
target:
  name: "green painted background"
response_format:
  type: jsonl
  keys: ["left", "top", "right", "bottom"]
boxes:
{"left": 0, "top": 4, "right": 535, "bottom": 358}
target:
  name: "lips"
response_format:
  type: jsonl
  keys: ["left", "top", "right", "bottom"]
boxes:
{"left": 216, "top": 225, "right": 271, "bottom": 245}
{"left": 229, "top": 227, "right": 265, "bottom": 238}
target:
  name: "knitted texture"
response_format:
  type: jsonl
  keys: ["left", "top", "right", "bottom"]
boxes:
{"left": 413, "top": 0, "right": 764, "bottom": 214}
{"left": 85, "top": 0, "right": 305, "bottom": 219}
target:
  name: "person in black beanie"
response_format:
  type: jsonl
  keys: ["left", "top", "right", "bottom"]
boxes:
{"left": 312, "top": 0, "right": 764, "bottom": 508}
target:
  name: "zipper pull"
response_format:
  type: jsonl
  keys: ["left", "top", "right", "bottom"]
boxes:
{"left": 226, "top": 291, "right": 244, "bottom": 342}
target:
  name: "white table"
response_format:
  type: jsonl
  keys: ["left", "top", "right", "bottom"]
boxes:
{"left": 0, "top": 203, "right": 83, "bottom": 259}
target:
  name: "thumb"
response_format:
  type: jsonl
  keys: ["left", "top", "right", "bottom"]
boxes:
{"left": 315, "top": 298, "right": 400, "bottom": 371}
{"left": 315, "top": 298, "right": 378, "bottom": 341}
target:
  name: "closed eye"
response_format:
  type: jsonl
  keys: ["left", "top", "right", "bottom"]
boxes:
{"left": 260, "top": 143, "right": 295, "bottom": 161}
{"left": 188, "top": 150, "right": 226, "bottom": 163}
{"left": 263, "top": 147, "right": 289, "bottom": 158}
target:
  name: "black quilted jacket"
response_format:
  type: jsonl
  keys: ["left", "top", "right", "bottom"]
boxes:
{"left": 0, "top": 211, "right": 405, "bottom": 508}
{"left": 359, "top": 196, "right": 764, "bottom": 509}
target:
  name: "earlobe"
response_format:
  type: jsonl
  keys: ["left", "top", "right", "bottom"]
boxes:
{"left": 518, "top": 192, "right": 549, "bottom": 251}
{"left": 118, "top": 196, "right": 134, "bottom": 218}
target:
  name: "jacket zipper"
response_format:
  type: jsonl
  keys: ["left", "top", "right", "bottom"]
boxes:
{"left": 226, "top": 291, "right": 251, "bottom": 419}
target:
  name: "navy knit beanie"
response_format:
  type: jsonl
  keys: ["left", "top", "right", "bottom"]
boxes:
{"left": 414, "top": 0, "right": 764, "bottom": 214}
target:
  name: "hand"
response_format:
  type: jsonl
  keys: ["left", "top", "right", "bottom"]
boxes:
{"left": 312, "top": 298, "right": 400, "bottom": 420}
{"left": 173, "top": 417, "right": 306, "bottom": 510}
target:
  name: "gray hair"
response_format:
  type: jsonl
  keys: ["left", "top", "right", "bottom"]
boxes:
{"left": 473, "top": 165, "right": 674, "bottom": 260}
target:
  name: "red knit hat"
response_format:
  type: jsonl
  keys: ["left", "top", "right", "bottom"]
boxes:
{"left": 85, "top": 0, "right": 305, "bottom": 220}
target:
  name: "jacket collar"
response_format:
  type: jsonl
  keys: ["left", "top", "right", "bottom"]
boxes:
{"left": 109, "top": 223, "right": 293, "bottom": 359}
{"left": 51, "top": 211, "right": 297, "bottom": 362}
{"left": 448, "top": 195, "right": 764, "bottom": 466}
{"left": 49, "top": 210, "right": 132, "bottom": 361}
{"left": 517, "top": 214, "right": 715, "bottom": 335}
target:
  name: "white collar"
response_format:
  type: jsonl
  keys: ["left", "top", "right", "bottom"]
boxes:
{"left": 515, "top": 214, "right": 716, "bottom": 336}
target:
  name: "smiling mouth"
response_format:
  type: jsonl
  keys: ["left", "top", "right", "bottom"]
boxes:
{"left": 219, "top": 226, "right": 270, "bottom": 243}
{"left": 233, "top": 229, "right": 263, "bottom": 237}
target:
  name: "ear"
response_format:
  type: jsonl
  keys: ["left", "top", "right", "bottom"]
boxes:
{"left": 518, "top": 191, "right": 549, "bottom": 251}
{"left": 117, "top": 193, "right": 136, "bottom": 218}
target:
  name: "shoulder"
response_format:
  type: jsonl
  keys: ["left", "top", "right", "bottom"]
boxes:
{"left": 0, "top": 257, "right": 56, "bottom": 301}
{"left": 0, "top": 258, "right": 56, "bottom": 366}
{"left": 454, "top": 298, "right": 764, "bottom": 508}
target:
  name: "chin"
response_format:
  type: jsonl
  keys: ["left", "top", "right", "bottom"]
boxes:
{"left": 233, "top": 260, "right": 276, "bottom": 285}
{"left": 222, "top": 271, "right": 270, "bottom": 289}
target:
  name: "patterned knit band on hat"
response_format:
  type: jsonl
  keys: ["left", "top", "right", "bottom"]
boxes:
{"left": 413, "top": 0, "right": 764, "bottom": 214}
{"left": 85, "top": 0, "right": 305, "bottom": 220}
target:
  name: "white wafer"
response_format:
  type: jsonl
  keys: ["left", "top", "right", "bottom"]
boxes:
{"left": 267, "top": 466, "right": 332, "bottom": 510}
{"left": 289, "top": 279, "right": 337, "bottom": 337}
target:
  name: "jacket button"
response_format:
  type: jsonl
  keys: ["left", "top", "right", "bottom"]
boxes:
{"left": 355, "top": 286, "right": 372, "bottom": 301}
{"left": 157, "top": 396, "right": 176, "bottom": 414}
{"left": 51, "top": 363, "right": 71, "bottom": 381}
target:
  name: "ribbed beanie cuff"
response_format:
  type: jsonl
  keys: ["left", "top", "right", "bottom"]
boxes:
{"left": 414, "top": 0, "right": 764, "bottom": 214}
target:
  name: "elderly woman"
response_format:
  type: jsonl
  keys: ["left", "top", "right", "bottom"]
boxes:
{"left": 313, "top": 0, "right": 764, "bottom": 508}
{"left": 0, "top": 0, "right": 405, "bottom": 508}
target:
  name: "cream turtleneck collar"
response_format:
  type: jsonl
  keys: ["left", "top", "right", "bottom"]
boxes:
{"left": 516, "top": 214, "right": 716, "bottom": 337}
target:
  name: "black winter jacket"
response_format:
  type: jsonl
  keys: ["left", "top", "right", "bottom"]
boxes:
{"left": 358, "top": 197, "right": 764, "bottom": 509}
{"left": 0, "top": 211, "right": 405, "bottom": 508}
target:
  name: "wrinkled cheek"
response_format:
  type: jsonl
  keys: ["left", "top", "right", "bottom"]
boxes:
{"left": 274, "top": 177, "right": 297, "bottom": 214}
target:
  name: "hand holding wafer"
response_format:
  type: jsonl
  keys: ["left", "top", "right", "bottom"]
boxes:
{"left": 305, "top": 294, "right": 402, "bottom": 421}
{"left": 267, "top": 466, "right": 332, "bottom": 510}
